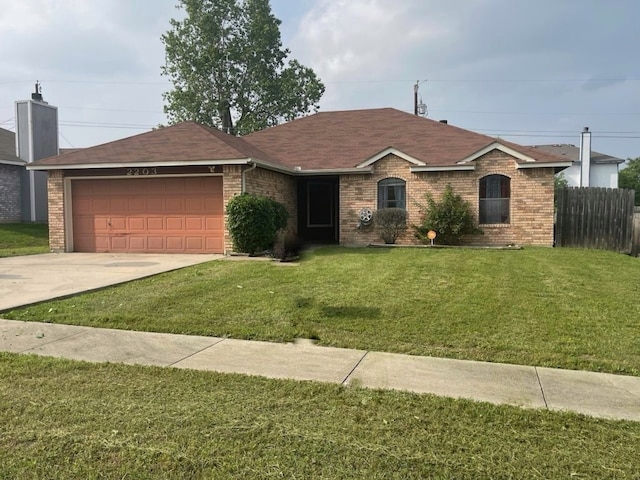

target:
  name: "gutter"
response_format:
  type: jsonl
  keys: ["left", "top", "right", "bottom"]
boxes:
{"left": 26, "top": 157, "right": 375, "bottom": 176}
{"left": 411, "top": 165, "right": 475, "bottom": 172}
{"left": 0, "top": 159, "right": 27, "bottom": 167}
{"left": 517, "top": 161, "right": 573, "bottom": 169}
{"left": 241, "top": 161, "right": 257, "bottom": 193}
{"left": 27, "top": 158, "right": 251, "bottom": 171}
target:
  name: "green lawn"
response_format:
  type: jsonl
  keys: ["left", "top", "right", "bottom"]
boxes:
{"left": 5, "top": 247, "right": 640, "bottom": 375}
{"left": 0, "top": 223, "right": 49, "bottom": 257}
{"left": 1, "top": 353, "right": 639, "bottom": 479}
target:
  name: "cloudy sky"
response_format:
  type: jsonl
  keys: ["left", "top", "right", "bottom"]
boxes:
{"left": 1, "top": 0, "right": 639, "bottom": 160}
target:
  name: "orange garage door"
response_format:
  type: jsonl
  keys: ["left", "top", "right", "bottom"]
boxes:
{"left": 72, "top": 176, "right": 224, "bottom": 253}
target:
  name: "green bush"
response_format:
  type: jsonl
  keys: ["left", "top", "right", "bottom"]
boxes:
{"left": 226, "top": 193, "right": 289, "bottom": 254}
{"left": 414, "top": 184, "right": 481, "bottom": 245}
{"left": 375, "top": 208, "right": 407, "bottom": 244}
{"left": 619, "top": 157, "right": 640, "bottom": 206}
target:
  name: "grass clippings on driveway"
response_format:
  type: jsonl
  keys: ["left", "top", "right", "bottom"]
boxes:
{"left": 0, "top": 223, "right": 49, "bottom": 257}
{"left": 5, "top": 247, "right": 640, "bottom": 375}
{"left": 1, "top": 353, "right": 640, "bottom": 479}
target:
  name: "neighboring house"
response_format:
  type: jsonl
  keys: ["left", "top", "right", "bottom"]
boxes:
{"left": 29, "top": 108, "right": 571, "bottom": 254}
{"left": 0, "top": 127, "right": 25, "bottom": 222}
{"left": 532, "top": 144, "right": 624, "bottom": 188}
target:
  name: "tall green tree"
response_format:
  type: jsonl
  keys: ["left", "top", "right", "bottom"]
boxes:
{"left": 619, "top": 157, "right": 640, "bottom": 205}
{"left": 161, "top": 0, "right": 325, "bottom": 135}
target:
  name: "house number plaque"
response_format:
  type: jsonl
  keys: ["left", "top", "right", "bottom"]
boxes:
{"left": 126, "top": 167, "right": 158, "bottom": 176}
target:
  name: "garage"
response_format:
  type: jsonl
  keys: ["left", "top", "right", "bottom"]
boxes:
{"left": 71, "top": 176, "right": 224, "bottom": 253}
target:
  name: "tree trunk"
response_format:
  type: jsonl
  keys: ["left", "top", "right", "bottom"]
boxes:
{"left": 219, "top": 100, "right": 234, "bottom": 135}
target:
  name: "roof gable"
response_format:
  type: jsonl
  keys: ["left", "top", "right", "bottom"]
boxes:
{"left": 357, "top": 147, "right": 426, "bottom": 168}
{"left": 457, "top": 142, "right": 536, "bottom": 164}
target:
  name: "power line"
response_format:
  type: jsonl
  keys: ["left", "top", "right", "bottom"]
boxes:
{"left": 487, "top": 133, "right": 640, "bottom": 139}
{"left": 0, "top": 78, "right": 168, "bottom": 86}
{"left": 2, "top": 77, "right": 639, "bottom": 87}
{"left": 324, "top": 78, "right": 640, "bottom": 85}
{"left": 430, "top": 109, "right": 640, "bottom": 116}
{"left": 471, "top": 128, "right": 640, "bottom": 135}
{"left": 58, "top": 129, "right": 75, "bottom": 148}
{"left": 61, "top": 105, "right": 165, "bottom": 114}
{"left": 60, "top": 120, "right": 156, "bottom": 128}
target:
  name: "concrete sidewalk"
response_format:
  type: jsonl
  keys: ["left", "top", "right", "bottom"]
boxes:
{"left": 1, "top": 318, "right": 639, "bottom": 422}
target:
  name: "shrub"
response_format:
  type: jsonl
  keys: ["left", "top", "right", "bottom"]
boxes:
{"left": 375, "top": 208, "right": 407, "bottom": 244}
{"left": 226, "top": 193, "right": 289, "bottom": 254}
{"left": 554, "top": 173, "right": 569, "bottom": 210}
{"left": 414, "top": 184, "right": 481, "bottom": 245}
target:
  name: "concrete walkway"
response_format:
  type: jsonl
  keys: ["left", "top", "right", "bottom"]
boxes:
{"left": 1, "top": 318, "right": 639, "bottom": 422}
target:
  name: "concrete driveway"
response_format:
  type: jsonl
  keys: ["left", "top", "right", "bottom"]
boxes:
{"left": 0, "top": 253, "right": 222, "bottom": 311}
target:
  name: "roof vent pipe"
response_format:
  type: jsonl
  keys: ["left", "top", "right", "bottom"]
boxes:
{"left": 439, "top": 119, "right": 448, "bottom": 124}
{"left": 31, "top": 81, "right": 44, "bottom": 102}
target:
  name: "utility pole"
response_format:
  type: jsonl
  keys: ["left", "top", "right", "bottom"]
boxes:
{"left": 413, "top": 80, "right": 427, "bottom": 116}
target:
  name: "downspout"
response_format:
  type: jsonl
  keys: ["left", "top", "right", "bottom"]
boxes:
{"left": 241, "top": 160, "right": 257, "bottom": 193}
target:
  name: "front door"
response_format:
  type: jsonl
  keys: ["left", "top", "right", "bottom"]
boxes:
{"left": 297, "top": 176, "right": 339, "bottom": 243}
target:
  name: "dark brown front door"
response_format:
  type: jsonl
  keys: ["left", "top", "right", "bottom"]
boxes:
{"left": 297, "top": 176, "right": 339, "bottom": 243}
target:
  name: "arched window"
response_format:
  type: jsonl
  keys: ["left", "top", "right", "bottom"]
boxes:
{"left": 378, "top": 178, "right": 406, "bottom": 209}
{"left": 479, "top": 175, "right": 510, "bottom": 224}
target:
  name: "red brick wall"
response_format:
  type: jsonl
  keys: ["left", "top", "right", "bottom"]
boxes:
{"left": 339, "top": 150, "right": 555, "bottom": 246}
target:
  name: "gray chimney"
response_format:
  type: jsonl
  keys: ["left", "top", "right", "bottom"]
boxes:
{"left": 15, "top": 83, "right": 58, "bottom": 222}
{"left": 579, "top": 127, "right": 591, "bottom": 187}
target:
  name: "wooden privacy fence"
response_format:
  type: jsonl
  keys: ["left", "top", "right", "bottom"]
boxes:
{"left": 555, "top": 187, "right": 636, "bottom": 254}
{"left": 633, "top": 208, "right": 640, "bottom": 257}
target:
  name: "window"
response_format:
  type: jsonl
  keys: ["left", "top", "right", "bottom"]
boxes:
{"left": 479, "top": 175, "right": 510, "bottom": 224}
{"left": 378, "top": 178, "right": 406, "bottom": 209}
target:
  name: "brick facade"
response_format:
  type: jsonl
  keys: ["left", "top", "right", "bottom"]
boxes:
{"left": 242, "top": 166, "right": 297, "bottom": 254}
{"left": 46, "top": 150, "right": 555, "bottom": 254}
{"left": 223, "top": 165, "right": 296, "bottom": 254}
{"left": 47, "top": 170, "right": 65, "bottom": 252}
{"left": 339, "top": 150, "right": 555, "bottom": 246}
{"left": 0, "top": 164, "right": 22, "bottom": 223}
{"left": 222, "top": 165, "right": 242, "bottom": 253}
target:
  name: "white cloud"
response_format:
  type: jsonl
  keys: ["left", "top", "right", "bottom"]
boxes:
{"left": 0, "top": 0, "right": 638, "bottom": 159}
{"left": 297, "top": 0, "right": 450, "bottom": 81}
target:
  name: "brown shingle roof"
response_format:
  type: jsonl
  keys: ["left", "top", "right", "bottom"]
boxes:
{"left": 0, "top": 127, "right": 24, "bottom": 165}
{"left": 33, "top": 121, "right": 277, "bottom": 166}
{"left": 31, "top": 108, "right": 566, "bottom": 169}
{"left": 243, "top": 108, "right": 565, "bottom": 168}
{"left": 530, "top": 144, "right": 625, "bottom": 164}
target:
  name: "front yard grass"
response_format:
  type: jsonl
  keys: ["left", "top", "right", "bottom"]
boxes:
{"left": 1, "top": 353, "right": 639, "bottom": 479}
{"left": 0, "top": 223, "right": 49, "bottom": 257}
{"left": 5, "top": 247, "right": 640, "bottom": 375}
